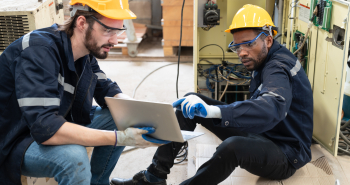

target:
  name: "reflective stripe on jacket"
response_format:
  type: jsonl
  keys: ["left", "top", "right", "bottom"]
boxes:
{"left": 0, "top": 24, "right": 122, "bottom": 184}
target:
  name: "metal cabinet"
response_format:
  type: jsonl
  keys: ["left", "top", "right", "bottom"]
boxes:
{"left": 283, "top": 0, "right": 350, "bottom": 155}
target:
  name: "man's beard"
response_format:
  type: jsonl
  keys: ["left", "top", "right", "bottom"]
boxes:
{"left": 84, "top": 28, "right": 113, "bottom": 59}
{"left": 240, "top": 43, "right": 268, "bottom": 71}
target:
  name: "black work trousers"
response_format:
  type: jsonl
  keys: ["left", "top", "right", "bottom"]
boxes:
{"left": 147, "top": 93, "right": 296, "bottom": 185}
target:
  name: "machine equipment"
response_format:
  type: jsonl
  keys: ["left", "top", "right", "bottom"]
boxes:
{"left": 0, "top": 0, "right": 64, "bottom": 53}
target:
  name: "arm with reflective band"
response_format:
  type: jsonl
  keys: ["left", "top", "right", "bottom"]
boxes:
{"left": 15, "top": 46, "right": 66, "bottom": 144}
{"left": 216, "top": 62, "right": 292, "bottom": 133}
{"left": 90, "top": 56, "right": 122, "bottom": 107}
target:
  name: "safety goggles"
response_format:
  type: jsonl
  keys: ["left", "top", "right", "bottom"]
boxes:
{"left": 228, "top": 32, "right": 269, "bottom": 53}
{"left": 90, "top": 16, "right": 127, "bottom": 37}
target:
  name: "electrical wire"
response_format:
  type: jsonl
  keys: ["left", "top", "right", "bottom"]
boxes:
{"left": 217, "top": 65, "right": 251, "bottom": 101}
{"left": 293, "top": 6, "right": 318, "bottom": 55}
{"left": 288, "top": 0, "right": 299, "bottom": 19}
{"left": 132, "top": 63, "right": 177, "bottom": 98}
{"left": 337, "top": 114, "right": 350, "bottom": 155}
{"left": 176, "top": 0, "right": 186, "bottom": 99}
{"left": 174, "top": 0, "right": 188, "bottom": 165}
{"left": 174, "top": 141, "right": 188, "bottom": 164}
{"left": 199, "top": 44, "right": 225, "bottom": 61}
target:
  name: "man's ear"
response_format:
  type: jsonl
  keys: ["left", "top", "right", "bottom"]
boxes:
{"left": 75, "top": 15, "right": 88, "bottom": 32}
{"left": 266, "top": 35, "right": 273, "bottom": 49}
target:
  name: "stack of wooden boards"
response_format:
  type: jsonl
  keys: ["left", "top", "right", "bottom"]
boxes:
{"left": 161, "top": 0, "right": 193, "bottom": 56}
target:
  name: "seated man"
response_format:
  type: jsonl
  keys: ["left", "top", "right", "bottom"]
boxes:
{"left": 111, "top": 4, "right": 313, "bottom": 185}
{"left": 0, "top": 0, "right": 161, "bottom": 185}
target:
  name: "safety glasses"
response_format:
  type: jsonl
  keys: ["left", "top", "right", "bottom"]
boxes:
{"left": 228, "top": 32, "right": 269, "bottom": 53}
{"left": 90, "top": 16, "right": 127, "bottom": 37}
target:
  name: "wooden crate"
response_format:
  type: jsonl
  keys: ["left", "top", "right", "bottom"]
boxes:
{"left": 162, "top": 5, "right": 193, "bottom": 21}
{"left": 161, "top": 1, "right": 193, "bottom": 56}
{"left": 161, "top": 0, "right": 193, "bottom": 6}
{"left": 162, "top": 39, "right": 193, "bottom": 56}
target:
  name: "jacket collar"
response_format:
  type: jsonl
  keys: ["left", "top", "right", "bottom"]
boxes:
{"left": 57, "top": 25, "right": 76, "bottom": 72}
{"left": 255, "top": 40, "right": 281, "bottom": 72}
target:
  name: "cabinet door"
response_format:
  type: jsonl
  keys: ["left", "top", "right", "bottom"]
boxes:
{"left": 312, "top": 1, "right": 350, "bottom": 155}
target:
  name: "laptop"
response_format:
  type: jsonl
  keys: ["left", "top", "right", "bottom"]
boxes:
{"left": 105, "top": 97, "right": 204, "bottom": 143}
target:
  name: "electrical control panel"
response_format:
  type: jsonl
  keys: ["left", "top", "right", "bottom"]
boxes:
{"left": 292, "top": 30, "right": 309, "bottom": 72}
{"left": 309, "top": 0, "right": 333, "bottom": 31}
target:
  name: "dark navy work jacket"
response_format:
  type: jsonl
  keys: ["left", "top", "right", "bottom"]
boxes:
{"left": 0, "top": 24, "right": 122, "bottom": 185}
{"left": 216, "top": 41, "right": 313, "bottom": 169}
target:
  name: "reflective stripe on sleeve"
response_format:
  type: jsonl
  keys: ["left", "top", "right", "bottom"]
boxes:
{"left": 290, "top": 60, "right": 301, "bottom": 76}
{"left": 58, "top": 73, "right": 64, "bottom": 86}
{"left": 17, "top": 98, "right": 60, "bottom": 107}
{"left": 262, "top": 92, "right": 286, "bottom": 101}
{"left": 95, "top": 73, "right": 107, "bottom": 80}
{"left": 22, "top": 32, "right": 32, "bottom": 50}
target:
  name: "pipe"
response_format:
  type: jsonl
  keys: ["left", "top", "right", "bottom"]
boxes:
{"left": 278, "top": 0, "right": 284, "bottom": 43}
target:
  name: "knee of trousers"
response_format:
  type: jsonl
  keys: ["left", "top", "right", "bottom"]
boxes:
{"left": 98, "top": 109, "right": 118, "bottom": 131}
{"left": 215, "top": 137, "right": 248, "bottom": 159}
{"left": 55, "top": 145, "right": 92, "bottom": 181}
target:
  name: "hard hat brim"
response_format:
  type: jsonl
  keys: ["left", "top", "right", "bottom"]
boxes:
{"left": 69, "top": 1, "right": 137, "bottom": 20}
{"left": 98, "top": 9, "right": 137, "bottom": 20}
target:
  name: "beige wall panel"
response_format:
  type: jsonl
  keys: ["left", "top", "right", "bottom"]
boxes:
{"left": 312, "top": 2, "right": 350, "bottom": 155}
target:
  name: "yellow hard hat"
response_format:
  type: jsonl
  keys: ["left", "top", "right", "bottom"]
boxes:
{"left": 225, "top": 4, "right": 277, "bottom": 36}
{"left": 70, "top": 0, "right": 136, "bottom": 20}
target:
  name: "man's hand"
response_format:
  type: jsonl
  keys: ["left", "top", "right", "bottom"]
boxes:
{"left": 172, "top": 95, "right": 222, "bottom": 119}
{"left": 116, "top": 127, "right": 162, "bottom": 147}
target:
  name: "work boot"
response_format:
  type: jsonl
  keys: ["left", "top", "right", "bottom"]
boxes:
{"left": 110, "top": 170, "right": 166, "bottom": 185}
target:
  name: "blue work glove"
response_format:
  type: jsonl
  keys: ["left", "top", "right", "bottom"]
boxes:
{"left": 134, "top": 127, "right": 171, "bottom": 144}
{"left": 172, "top": 95, "right": 222, "bottom": 119}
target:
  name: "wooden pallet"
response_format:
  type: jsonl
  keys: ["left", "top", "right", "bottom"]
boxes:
{"left": 162, "top": 39, "right": 193, "bottom": 56}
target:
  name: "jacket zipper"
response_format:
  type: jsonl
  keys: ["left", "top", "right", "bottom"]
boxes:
{"left": 63, "top": 71, "right": 79, "bottom": 119}
{"left": 78, "top": 57, "right": 94, "bottom": 119}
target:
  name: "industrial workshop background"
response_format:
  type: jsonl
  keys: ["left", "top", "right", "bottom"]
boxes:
{"left": 2, "top": 0, "right": 350, "bottom": 184}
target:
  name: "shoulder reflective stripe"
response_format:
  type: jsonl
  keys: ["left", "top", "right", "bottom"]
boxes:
{"left": 258, "top": 84, "right": 263, "bottom": 91}
{"left": 58, "top": 73, "right": 64, "bottom": 86}
{"left": 262, "top": 92, "right": 286, "bottom": 101}
{"left": 95, "top": 73, "right": 107, "bottom": 80}
{"left": 64, "top": 83, "right": 75, "bottom": 94}
{"left": 17, "top": 98, "right": 60, "bottom": 107}
{"left": 285, "top": 112, "right": 288, "bottom": 117}
{"left": 290, "top": 60, "right": 301, "bottom": 76}
{"left": 22, "top": 32, "right": 32, "bottom": 50}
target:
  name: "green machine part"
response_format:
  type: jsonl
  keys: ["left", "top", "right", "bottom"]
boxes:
{"left": 292, "top": 30, "right": 309, "bottom": 72}
{"left": 309, "top": 0, "right": 332, "bottom": 31}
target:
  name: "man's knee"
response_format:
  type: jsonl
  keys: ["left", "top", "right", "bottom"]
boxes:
{"left": 217, "top": 136, "right": 249, "bottom": 156}
{"left": 58, "top": 145, "right": 91, "bottom": 179}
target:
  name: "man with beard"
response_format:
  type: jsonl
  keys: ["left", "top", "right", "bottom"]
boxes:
{"left": 111, "top": 4, "right": 313, "bottom": 185}
{"left": 0, "top": 0, "right": 161, "bottom": 185}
